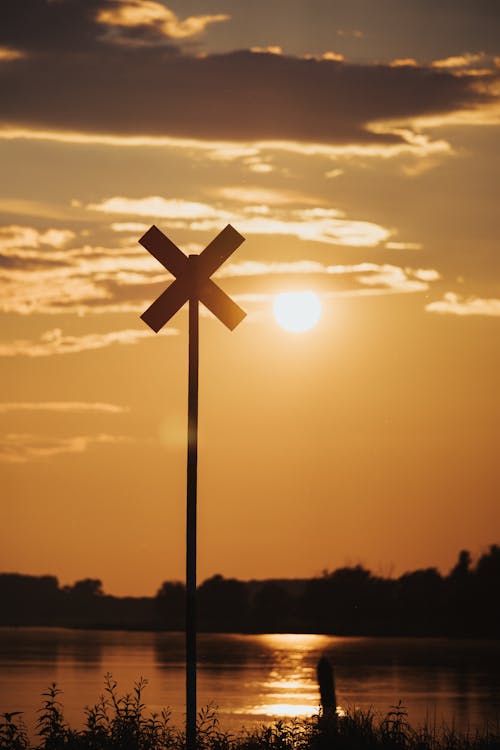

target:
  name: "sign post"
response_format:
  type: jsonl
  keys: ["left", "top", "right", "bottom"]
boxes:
{"left": 139, "top": 225, "right": 246, "bottom": 750}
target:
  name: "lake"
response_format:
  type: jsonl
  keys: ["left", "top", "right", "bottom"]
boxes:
{"left": 1, "top": 628, "right": 499, "bottom": 737}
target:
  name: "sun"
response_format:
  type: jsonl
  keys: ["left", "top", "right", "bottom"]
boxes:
{"left": 273, "top": 291, "right": 321, "bottom": 333}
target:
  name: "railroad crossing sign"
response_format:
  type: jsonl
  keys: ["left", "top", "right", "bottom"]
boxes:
{"left": 140, "top": 224, "right": 246, "bottom": 332}
{"left": 139, "top": 224, "right": 246, "bottom": 750}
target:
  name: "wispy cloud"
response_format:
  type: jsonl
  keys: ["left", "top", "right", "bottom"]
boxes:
{"left": 0, "top": 225, "right": 75, "bottom": 251}
{"left": 426, "top": 293, "right": 500, "bottom": 317}
{"left": 221, "top": 263, "right": 440, "bottom": 323}
{"left": 0, "top": 214, "right": 437, "bottom": 318}
{"left": 218, "top": 260, "right": 439, "bottom": 298}
{"left": 0, "top": 433, "right": 134, "bottom": 463}
{"left": 0, "top": 402, "right": 129, "bottom": 414}
{"left": 87, "top": 197, "right": 390, "bottom": 247}
{"left": 0, "top": 327, "right": 177, "bottom": 357}
{"left": 354, "top": 265, "right": 430, "bottom": 294}
{"left": 217, "top": 260, "right": 329, "bottom": 278}
{"left": 0, "top": 234, "right": 167, "bottom": 314}
{"left": 385, "top": 241, "right": 423, "bottom": 250}
{"left": 212, "top": 187, "right": 320, "bottom": 206}
{"left": 237, "top": 214, "right": 389, "bottom": 247}
{"left": 89, "top": 196, "right": 230, "bottom": 220}
{"left": 0, "top": 127, "right": 453, "bottom": 163}
{"left": 111, "top": 222, "right": 150, "bottom": 233}
{"left": 430, "top": 52, "right": 495, "bottom": 72}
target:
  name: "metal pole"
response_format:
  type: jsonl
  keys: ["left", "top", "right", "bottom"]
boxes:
{"left": 186, "top": 262, "right": 199, "bottom": 750}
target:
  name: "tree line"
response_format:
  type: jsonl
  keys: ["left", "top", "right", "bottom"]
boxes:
{"left": 1, "top": 545, "right": 499, "bottom": 637}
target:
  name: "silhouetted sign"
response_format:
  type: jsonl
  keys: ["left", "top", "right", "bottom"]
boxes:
{"left": 139, "top": 222, "right": 246, "bottom": 750}
{"left": 140, "top": 224, "right": 246, "bottom": 332}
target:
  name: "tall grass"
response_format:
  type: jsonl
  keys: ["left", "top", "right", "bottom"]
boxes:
{"left": 1, "top": 675, "right": 499, "bottom": 750}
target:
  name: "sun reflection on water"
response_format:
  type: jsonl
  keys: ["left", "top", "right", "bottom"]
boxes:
{"left": 244, "top": 704, "right": 320, "bottom": 718}
{"left": 240, "top": 633, "right": 339, "bottom": 720}
{"left": 259, "top": 633, "right": 334, "bottom": 651}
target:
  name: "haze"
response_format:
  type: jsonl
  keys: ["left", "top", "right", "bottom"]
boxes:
{"left": 1, "top": 0, "right": 499, "bottom": 596}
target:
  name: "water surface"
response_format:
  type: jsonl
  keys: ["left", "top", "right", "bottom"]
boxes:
{"left": 1, "top": 628, "right": 499, "bottom": 736}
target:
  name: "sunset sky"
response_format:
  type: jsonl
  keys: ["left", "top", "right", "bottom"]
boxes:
{"left": 1, "top": 0, "right": 499, "bottom": 596}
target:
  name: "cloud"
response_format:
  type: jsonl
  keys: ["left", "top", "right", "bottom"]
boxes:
{"left": 1, "top": 264, "right": 114, "bottom": 314}
{"left": 0, "top": 327, "right": 178, "bottom": 357}
{"left": 394, "top": 53, "right": 498, "bottom": 74}
{"left": 217, "top": 259, "right": 439, "bottom": 298}
{"left": 250, "top": 46, "right": 283, "bottom": 56}
{"left": 217, "top": 260, "right": 329, "bottom": 278}
{"left": 0, "top": 126, "right": 453, "bottom": 162}
{"left": 0, "top": 401, "right": 129, "bottom": 414}
{"left": 0, "top": 234, "right": 440, "bottom": 321}
{"left": 87, "top": 197, "right": 390, "bottom": 247}
{"left": 390, "top": 59, "right": 419, "bottom": 68}
{"left": 426, "top": 292, "right": 500, "bottom": 317}
{"left": 430, "top": 52, "right": 493, "bottom": 71}
{"left": 213, "top": 187, "right": 319, "bottom": 206}
{"left": 354, "top": 265, "right": 429, "bottom": 294}
{"left": 96, "top": 1, "right": 228, "bottom": 43}
{"left": 235, "top": 214, "right": 389, "bottom": 247}
{"left": 0, "top": 233, "right": 168, "bottom": 314}
{"left": 0, "top": 0, "right": 226, "bottom": 53}
{"left": 89, "top": 196, "right": 230, "bottom": 220}
{"left": 0, "top": 225, "right": 75, "bottom": 251}
{"left": 0, "top": 432, "right": 134, "bottom": 463}
{"left": 0, "top": 0, "right": 497, "bottom": 148}
{"left": 320, "top": 52, "right": 345, "bottom": 62}
{"left": 0, "top": 46, "right": 25, "bottom": 61}
{"left": 111, "top": 222, "right": 149, "bottom": 232}
{"left": 410, "top": 268, "right": 440, "bottom": 282}
{"left": 385, "top": 241, "right": 423, "bottom": 250}
{"left": 325, "top": 168, "right": 343, "bottom": 179}
{"left": 0, "top": 205, "right": 432, "bottom": 317}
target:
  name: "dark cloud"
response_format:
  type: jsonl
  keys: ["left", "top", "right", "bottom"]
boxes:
{"left": 1, "top": 0, "right": 108, "bottom": 52}
{"left": 0, "top": 0, "right": 497, "bottom": 145}
{"left": 0, "top": 0, "right": 184, "bottom": 52}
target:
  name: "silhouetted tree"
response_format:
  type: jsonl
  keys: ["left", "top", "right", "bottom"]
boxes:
{"left": 1, "top": 544, "right": 500, "bottom": 635}
{"left": 299, "top": 574, "right": 334, "bottom": 633}
{"left": 65, "top": 579, "right": 104, "bottom": 598}
{"left": 0, "top": 573, "right": 60, "bottom": 625}
{"left": 156, "top": 581, "right": 185, "bottom": 630}
{"left": 475, "top": 544, "right": 500, "bottom": 578}
{"left": 299, "top": 565, "right": 377, "bottom": 634}
{"left": 471, "top": 544, "right": 500, "bottom": 636}
{"left": 450, "top": 549, "right": 472, "bottom": 581}
{"left": 446, "top": 549, "right": 473, "bottom": 635}
{"left": 327, "top": 565, "right": 378, "bottom": 634}
{"left": 198, "top": 574, "right": 249, "bottom": 632}
{"left": 395, "top": 568, "right": 444, "bottom": 635}
{"left": 251, "top": 582, "right": 292, "bottom": 632}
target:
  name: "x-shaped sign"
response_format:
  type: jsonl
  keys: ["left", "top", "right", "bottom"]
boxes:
{"left": 140, "top": 224, "right": 246, "bottom": 332}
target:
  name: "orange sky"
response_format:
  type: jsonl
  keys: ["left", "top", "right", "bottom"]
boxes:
{"left": 1, "top": 0, "right": 499, "bottom": 595}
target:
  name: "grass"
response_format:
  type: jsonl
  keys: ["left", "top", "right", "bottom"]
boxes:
{"left": 1, "top": 676, "right": 499, "bottom": 750}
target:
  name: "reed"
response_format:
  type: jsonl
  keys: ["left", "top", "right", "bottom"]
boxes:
{"left": 1, "top": 676, "right": 499, "bottom": 750}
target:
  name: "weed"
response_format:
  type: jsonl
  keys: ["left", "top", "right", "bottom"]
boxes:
{"left": 1, "top": 677, "right": 500, "bottom": 750}
{"left": 0, "top": 712, "right": 28, "bottom": 750}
